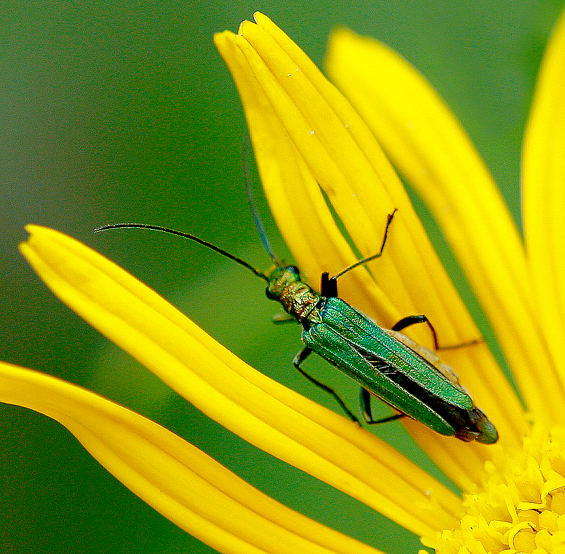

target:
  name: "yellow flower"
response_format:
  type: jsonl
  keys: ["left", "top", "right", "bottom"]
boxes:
{"left": 3, "top": 9, "right": 565, "bottom": 553}
{"left": 212, "top": 11, "right": 565, "bottom": 551}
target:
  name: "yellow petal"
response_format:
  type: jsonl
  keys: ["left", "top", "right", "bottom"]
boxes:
{"left": 325, "top": 26, "right": 565, "bottom": 425}
{"left": 215, "top": 13, "right": 524, "bottom": 469}
{"left": 523, "top": 10, "right": 565, "bottom": 388}
{"left": 19, "top": 225, "right": 460, "bottom": 536}
{"left": 214, "top": 24, "right": 396, "bottom": 323}
{"left": 0, "top": 361, "right": 381, "bottom": 553}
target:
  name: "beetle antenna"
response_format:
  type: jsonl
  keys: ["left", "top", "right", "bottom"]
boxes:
{"left": 94, "top": 223, "right": 270, "bottom": 282}
{"left": 242, "top": 136, "right": 281, "bottom": 266}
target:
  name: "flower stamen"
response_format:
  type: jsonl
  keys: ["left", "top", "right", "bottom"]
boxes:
{"left": 426, "top": 424, "right": 565, "bottom": 553}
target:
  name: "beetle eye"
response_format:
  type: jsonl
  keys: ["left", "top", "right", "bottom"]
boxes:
{"left": 265, "top": 287, "right": 276, "bottom": 300}
{"left": 288, "top": 265, "right": 300, "bottom": 277}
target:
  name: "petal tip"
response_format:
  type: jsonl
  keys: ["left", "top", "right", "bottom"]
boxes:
{"left": 23, "top": 223, "right": 38, "bottom": 234}
{"left": 212, "top": 30, "right": 232, "bottom": 48}
{"left": 328, "top": 25, "right": 354, "bottom": 41}
{"left": 238, "top": 19, "right": 256, "bottom": 36}
{"left": 252, "top": 12, "right": 269, "bottom": 25}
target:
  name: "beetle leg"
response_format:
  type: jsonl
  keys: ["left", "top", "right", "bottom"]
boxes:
{"left": 320, "top": 272, "right": 338, "bottom": 298}
{"left": 271, "top": 312, "right": 296, "bottom": 324}
{"left": 329, "top": 210, "right": 397, "bottom": 284}
{"left": 359, "top": 387, "right": 373, "bottom": 421}
{"left": 392, "top": 315, "right": 440, "bottom": 348}
{"left": 359, "top": 387, "right": 406, "bottom": 425}
{"left": 392, "top": 314, "right": 482, "bottom": 351}
{"left": 293, "top": 347, "right": 360, "bottom": 424}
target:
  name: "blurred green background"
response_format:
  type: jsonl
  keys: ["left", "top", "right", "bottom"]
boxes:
{"left": 1, "top": 1, "right": 562, "bottom": 552}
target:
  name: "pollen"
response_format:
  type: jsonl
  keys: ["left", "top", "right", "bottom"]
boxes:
{"left": 426, "top": 425, "right": 565, "bottom": 553}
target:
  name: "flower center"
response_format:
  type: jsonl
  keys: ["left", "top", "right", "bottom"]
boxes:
{"left": 429, "top": 424, "right": 565, "bottom": 553}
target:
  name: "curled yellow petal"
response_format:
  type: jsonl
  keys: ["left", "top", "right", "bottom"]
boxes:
{"left": 0, "top": 361, "right": 381, "bottom": 554}
{"left": 20, "top": 225, "right": 460, "bottom": 536}
{"left": 325, "top": 26, "right": 564, "bottom": 424}
{"left": 523, "top": 10, "right": 565, "bottom": 387}
{"left": 215, "top": 13, "right": 524, "bottom": 468}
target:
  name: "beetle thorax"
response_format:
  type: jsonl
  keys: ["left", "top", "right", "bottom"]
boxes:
{"left": 279, "top": 281, "right": 320, "bottom": 322}
{"left": 266, "top": 266, "right": 321, "bottom": 324}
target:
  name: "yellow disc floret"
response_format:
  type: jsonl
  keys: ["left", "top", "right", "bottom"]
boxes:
{"left": 426, "top": 424, "right": 565, "bottom": 553}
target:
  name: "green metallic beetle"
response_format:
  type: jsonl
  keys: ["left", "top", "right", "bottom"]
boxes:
{"left": 96, "top": 211, "right": 498, "bottom": 444}
{"left": 262, "top": 210, "right": 497, "bottom": 444}
{"left": 265, "top": 262, "right": 498, "bottom": 444}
